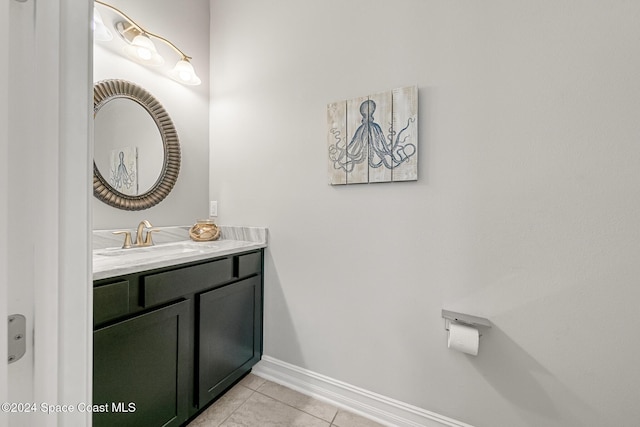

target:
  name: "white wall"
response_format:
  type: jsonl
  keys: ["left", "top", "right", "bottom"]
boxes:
{"left": 93, "top": 0, "right": 210, "bottom": 229}
{"left": 209, "top": 1, "right": 640, "bottom": 426}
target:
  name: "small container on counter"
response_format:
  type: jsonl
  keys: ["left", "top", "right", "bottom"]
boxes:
{"left": 189, "top": 219, "right": 220, "bottom": 242}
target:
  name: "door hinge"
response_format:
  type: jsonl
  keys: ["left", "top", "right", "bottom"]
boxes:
{"left": 8, "top": 314, "right": 26, "bottom": 364}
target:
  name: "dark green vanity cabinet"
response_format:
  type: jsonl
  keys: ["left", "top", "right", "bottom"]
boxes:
{"left": 198, "top": 274, "right": 262, "bottom": 406}
{"left": 93, "top": 300, "right": 190, "bottom": 427}
{"left": 92, "top": 249, "right": 264, "bottom": 427}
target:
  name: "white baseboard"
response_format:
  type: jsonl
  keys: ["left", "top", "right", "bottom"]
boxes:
{"left": 251, "top": 356, "right": 474, "bottom": 427}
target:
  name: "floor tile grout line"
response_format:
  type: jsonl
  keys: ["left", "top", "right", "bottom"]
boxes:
{"left": 192, "top": 377, "right": 382, "bottom": 427}
{"left": 253, "top": 382, "right": 385, "bottom": 427}
{"left": 252, "top": 387, "right": 338, "bottom": 425}
{"left": 330, "top": 409, "right": 339, "bottom": 426}
{"left": 215, "top": 387, "right": 255, "bottom": 427}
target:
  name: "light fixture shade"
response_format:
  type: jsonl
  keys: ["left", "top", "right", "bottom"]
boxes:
{"left": 168, "top": 59, "right": 201, "bottom": 86}
{"left": 93, "top": 8, "right": 113, "bottom": 41}
{"left": 123, "top": 34, "right": 164, "bottom": 66}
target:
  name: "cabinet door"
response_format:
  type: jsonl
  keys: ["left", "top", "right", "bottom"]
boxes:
{"left": 93, "top": 300, "right": 190, "bottom": 427}
{"left": 198, "top": 275, "right": 262, "bottom": 407}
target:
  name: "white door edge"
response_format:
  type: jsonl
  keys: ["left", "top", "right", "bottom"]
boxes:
{"left": 4, "top": 0, "right": 92, "bottom": 426}
{"left": 1, "top": 0, "right": 10, "bottom": 422}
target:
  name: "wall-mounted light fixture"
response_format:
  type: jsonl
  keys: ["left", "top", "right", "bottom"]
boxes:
{"left": 93, "top": 0, "right": 201, "bottom": 86}
{"left": 92, "top": 7, "right": 113, "bottom": 42}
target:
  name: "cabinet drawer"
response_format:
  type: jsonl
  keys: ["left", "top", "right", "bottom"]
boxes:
{"left": 237, "top": 251, "right": 262, "bottom": 278}
{"left": 143, "top": 257, "right": 233, "bottom": 307}
{"left": 94, "top": 280, "right": 130, "bottom": 326}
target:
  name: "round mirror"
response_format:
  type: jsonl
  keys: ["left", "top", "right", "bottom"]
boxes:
{"left": 93, "top": 79, "right": 180, "bottom": 210}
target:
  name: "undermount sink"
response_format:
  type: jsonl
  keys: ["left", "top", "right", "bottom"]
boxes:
{"left": 94, "top": 241, "right": 219, "bottom": 258}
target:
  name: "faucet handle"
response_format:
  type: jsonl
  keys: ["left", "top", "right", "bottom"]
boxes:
{"left": 144, "top": 228, "right": 160, "bottom": 246}
{"left": 112, "top": 230, "right": 133, "bottom": 249}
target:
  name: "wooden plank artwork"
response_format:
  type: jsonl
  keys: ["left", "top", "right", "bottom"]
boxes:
{"left": 327, "top": 101, "right": 347, "bottom": 185}
{"left": 391, "top": 86, "right": 418, "bottom": 182}
{"left": 368, "top": 91, "right": 393, "bottom": 183}
{"left": 327, "top": 85, "right": 418, "bottom": 185}
{"left": 346, "top": 96, "right": 369, "bottom": 184}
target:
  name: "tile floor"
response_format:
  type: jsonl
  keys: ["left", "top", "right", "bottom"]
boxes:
{"left": 187, "top": 373, "right": 387, "bottom": 427}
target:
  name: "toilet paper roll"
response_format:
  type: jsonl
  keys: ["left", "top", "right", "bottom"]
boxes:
{"left": 447, "top": 323, "right": 479, "bottom": 356}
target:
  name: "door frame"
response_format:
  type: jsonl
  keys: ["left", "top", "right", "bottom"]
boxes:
{"left": 39, "top": 0, "right": 93, "bottom": 425}
{"left": 53, "top": 1, "right": 93, "bottom": 425}
{"left": 2, "top": 0, "right": 92, "bottom": 426}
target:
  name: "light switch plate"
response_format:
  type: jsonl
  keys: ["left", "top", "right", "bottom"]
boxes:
{"left": 209, "top": 201, "right": 218, "bottom": 217}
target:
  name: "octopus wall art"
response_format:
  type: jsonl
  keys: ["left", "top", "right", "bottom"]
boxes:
{"left": 109, "top": 146, "right": 138, "bottom": 196}
{"left": 327, "top": 86, "right": 418, "bottom": 185}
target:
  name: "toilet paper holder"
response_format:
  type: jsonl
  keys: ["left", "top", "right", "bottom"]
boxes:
{"left": 442, "top": 309, "right": 491, "bottom": 333}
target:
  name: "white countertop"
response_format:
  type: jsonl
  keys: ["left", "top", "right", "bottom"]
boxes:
{"left": 93, "top": 225, "right": 267, "bottom": 281}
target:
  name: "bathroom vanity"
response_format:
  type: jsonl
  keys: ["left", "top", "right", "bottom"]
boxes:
{"left": 92, "top": 226, "right": 266, "bottom": 427}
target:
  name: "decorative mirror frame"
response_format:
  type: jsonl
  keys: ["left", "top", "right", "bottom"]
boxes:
{"left": 93, "top": 79, "right": 180, "bottom": 210}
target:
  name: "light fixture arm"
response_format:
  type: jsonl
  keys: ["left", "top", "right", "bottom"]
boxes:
{"left": 94, "top": 0, "right": 192, "bottom": 60}
{"left": 145, "top": 32, "right": 191, "bottom": 61}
